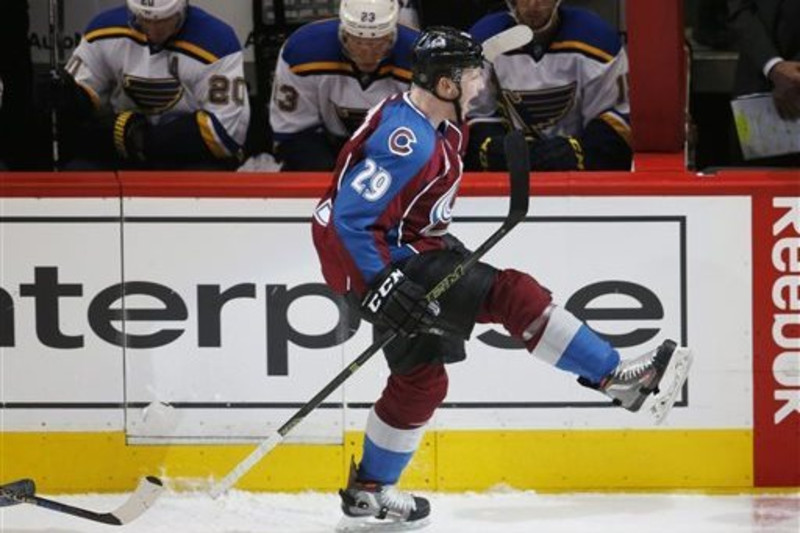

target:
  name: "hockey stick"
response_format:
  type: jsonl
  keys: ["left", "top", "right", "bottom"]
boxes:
{"left": 481, "top": 24, "right": 533, "bottom": 62}
{"left": 0, "top": 479, "right": 35, "bottom": 507}
{"left": 47, "top": 0, "right": 64, "bottom": 169}
{"left": 479, "top": 24, "right": 548, "bottom": 141}
{"left": 0, "top": 476, "right": 164, "bottom": 526}
{"left": 210, "top": 131, "right": 531, "bottom": 498}
{"left": 254, "top": 0, "right": 292, "bottom": 88}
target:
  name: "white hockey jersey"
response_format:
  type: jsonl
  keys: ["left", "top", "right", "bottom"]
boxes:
{"left": 470, "top": 8, "right": 631, "bottom": 146}
{"left": 269, "top": 19, "right": 419, "bottom": 142}
{"left": 67, "top": 5, "right": 249, "bottom": 158}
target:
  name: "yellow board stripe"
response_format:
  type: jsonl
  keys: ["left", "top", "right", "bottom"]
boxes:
{"left": 196, "top": 111, "right": 229, "bottom": 158}
{"left": 0, "top": 431, "right": 343, "bottom": 493}
{"left": 550, "top": 40, "right": 614, "bottom": 63}
{"left": 433, "top": 429, "right": 753, "bottom": 491}
{"left": 0, "top": 429, "right": 754, "bottom": 494}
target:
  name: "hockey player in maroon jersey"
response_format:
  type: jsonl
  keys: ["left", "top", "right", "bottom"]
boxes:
{"left": 311, "top": 26, "right": 691, "bottom": 532}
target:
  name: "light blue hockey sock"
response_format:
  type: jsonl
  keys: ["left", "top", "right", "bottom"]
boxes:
{"left": 358, "top": 408, "right": 426, "bottom": 485}
{"left": 529, "top": 306, "right": 620, "bottom": 383}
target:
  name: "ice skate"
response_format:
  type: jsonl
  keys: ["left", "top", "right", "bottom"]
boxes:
{"left": 335, "top": 460, "right": 431, "bottom": 532}
{"left": 649, "top": 344, "right": 693, "bottom": 424}
{"left": 580, "top": 339, "right": 693, "bottom": 424}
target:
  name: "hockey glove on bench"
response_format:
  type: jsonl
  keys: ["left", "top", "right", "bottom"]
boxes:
{"left": 479, "top": 134, "right": 585, "bottom": 171}
{"left": 113, "top": 111, "right": 148, "bottom": 162}
{"left": 361, "top": 268, "right": 440, "bottom": 337}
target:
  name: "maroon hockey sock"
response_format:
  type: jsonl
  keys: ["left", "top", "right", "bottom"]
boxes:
{"left": 374, "top": 363, "right": 449, "bottom": 429}
{"left": 477, "top": 268, "right": 553, "bottom": 349}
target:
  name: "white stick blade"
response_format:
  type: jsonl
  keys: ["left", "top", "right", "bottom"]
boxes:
{"left": 482, "top": 24, "right": 534, "bottom": 61}
{"left": 111, "top": 476, "right": 164, "bottom": 524}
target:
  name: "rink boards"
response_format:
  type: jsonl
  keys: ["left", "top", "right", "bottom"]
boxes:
{"left": 0, "top": 171, "right": 797, "bottom": 492}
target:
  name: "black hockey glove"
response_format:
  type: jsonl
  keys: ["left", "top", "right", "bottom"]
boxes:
{"left": 361, "top": 268, "right": 440, "bottom": 337}
{"left": 42, "top": 70, "right": 96, "bottom": 122}
{"left": 113, "top": 111, "right": 149, "bottom": 162}
{"left": 528, "top": 136, "right": 585, "bottom": 171}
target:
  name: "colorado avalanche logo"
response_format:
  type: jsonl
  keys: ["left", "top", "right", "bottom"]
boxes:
{"left": 426, "top": 179, "right": 460, "bottom": 235}
{"left": 388, "top": 127, "right": 417, "bottom": 156}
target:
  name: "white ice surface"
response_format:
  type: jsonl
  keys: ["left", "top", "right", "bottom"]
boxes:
{"left": 1, "top": 489, "right": 798, "bottom": 533}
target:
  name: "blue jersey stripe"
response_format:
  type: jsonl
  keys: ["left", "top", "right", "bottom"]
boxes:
{"left": 332, "top": 99, "right": 435, "bottom": 284}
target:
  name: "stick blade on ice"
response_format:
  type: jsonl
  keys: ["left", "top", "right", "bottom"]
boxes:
{"left": 0, "top": 476, "right": 163, "bottom": 525}
{"left": 110, "top": 476, "right": 164, "bottom": 524}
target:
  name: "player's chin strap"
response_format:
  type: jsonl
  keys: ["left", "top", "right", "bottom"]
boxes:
{"left": 430, "top": 72, "right": 466, "bottom": 124}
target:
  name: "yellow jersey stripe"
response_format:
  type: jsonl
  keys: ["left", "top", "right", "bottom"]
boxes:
{"left": 382, "top": 66, "right": 412, "bottom": 81}
{"left": 84, "top": 27, "right": 147, "bottom": 44}
{"left": 600, "top": 111, "right": 632, "bottom": 147}
{"left": 291, "top": 61, "right": 353, "bottom": 74}
{"left": 76, "top": 81, "right": 101, "bottom": 110}
{"left": 550, "top": 40, "right": 614, "bottom": 63}
{"left": 196, "top": 111, "right": 229, "bottom": 158}
{"left": 171, "top": 40, "right": 219, "bottom": 64}
{"left": 290, "top": 61, "right": 411, "bottom": 80}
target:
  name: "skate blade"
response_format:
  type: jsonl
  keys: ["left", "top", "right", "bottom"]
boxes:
{"left": 335, "top": 515, "right": 432, "bottom": 533}
{"left": 649, "top": 347, "right": 693, "bottom": 425}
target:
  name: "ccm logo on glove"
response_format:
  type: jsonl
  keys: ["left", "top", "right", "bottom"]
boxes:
{"left": 365, "top": 269, "right": 405, "bottom": 313}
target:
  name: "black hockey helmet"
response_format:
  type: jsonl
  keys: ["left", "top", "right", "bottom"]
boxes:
{"left": 411, "top": 26, "right": 484, "bottom": 92}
